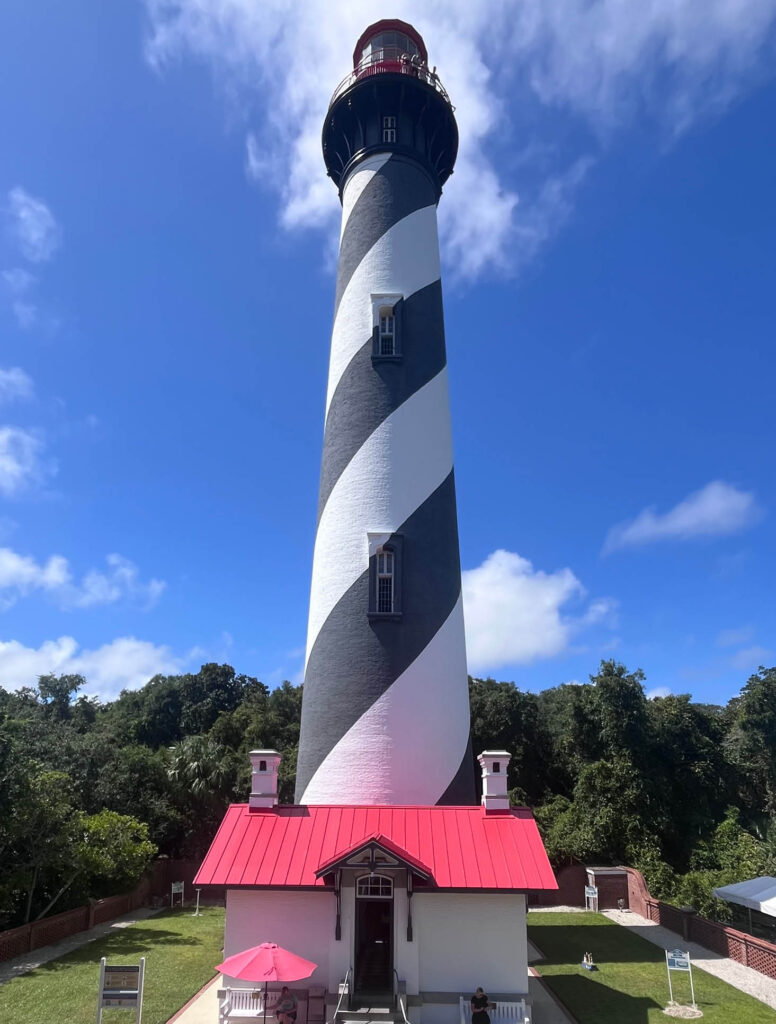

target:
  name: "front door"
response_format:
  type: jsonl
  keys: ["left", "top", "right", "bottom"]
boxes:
{"left": 354, "top": 878, "right": 394, "bottom": 995}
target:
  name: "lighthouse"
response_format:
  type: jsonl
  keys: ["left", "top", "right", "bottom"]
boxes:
{"left": 197, "top": 25, "right": 558, "bottom": 1009}
{"left": 295, "top": 20, "right": 475, "bottom": 806}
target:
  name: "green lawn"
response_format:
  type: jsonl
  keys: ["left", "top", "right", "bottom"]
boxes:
{"left": 0, "top": 906, "right": 225, "bottom": 1024}
{"left": 528, "top": 911, "right": 776, "bottom": 1024}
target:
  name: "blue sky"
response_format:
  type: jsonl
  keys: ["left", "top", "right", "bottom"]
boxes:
{"left": 1, "top": 0, "right": 774, "bottom": 706}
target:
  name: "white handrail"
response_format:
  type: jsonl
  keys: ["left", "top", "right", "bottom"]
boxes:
{"left": 327, "top": 967, "right": 351, "bottom": 1024}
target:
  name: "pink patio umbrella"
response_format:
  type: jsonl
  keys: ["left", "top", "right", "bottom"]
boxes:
{"left": 215, "top": 942, "right": 318, "bottom": 1024}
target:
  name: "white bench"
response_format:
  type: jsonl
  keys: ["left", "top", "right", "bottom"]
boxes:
{"left": 459, "top": 997, "right": 529, "bottom": 1024}
{"left": 218, "top": 988, "right": 280, "bottom": 1023}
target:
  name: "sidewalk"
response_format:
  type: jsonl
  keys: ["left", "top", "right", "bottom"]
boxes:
{"left": 604, "top": 908, "right": 776, "bottom": 1010}
{"left": 528, "top": 939, "right": 577, "bottom": 1023}
{"left": 166, "top": 974, "right": 220, "bottom": 1023}
{"left": 0, "top": 906, "right": 160, "bottom": 986}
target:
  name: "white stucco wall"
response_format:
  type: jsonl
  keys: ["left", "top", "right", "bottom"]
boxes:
{"left": 414, "top": 893, "right": 527, "bottom": 996}
{"left": 223, "top": 888, "right": 527, "bottom": 1010}
{"left": 224, "top": 889, "right": 340, "bottom": 991}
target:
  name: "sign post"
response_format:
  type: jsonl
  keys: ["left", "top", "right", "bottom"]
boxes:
{"left": 584, "top": 884, "right": 599, "bottom": 912}
{"left": 171, "top": 880, "right": 184, "bottom": 908}
{"left": 97, "top": 957, "right": 145, "bottom": 1024}
{"left": 192, "top": 887, "right": 202, "bottom": 917}
{"left": 665, "top": 948, "right": 696, "bottom": 1010}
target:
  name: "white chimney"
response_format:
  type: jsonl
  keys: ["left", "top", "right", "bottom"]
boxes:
{"left": 478, "top": 750, "right": 511, "bottom": 811}
{"left": 248, "top": 750, "right": 281, "bottom": 810}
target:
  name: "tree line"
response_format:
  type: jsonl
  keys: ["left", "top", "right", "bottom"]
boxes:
{"left": 1, "top": 659, "right": 774, "bottom": 928}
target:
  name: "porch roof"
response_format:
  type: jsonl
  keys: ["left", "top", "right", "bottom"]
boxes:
{"left": 195, "top": 803, "right": 557, "bottom": 892}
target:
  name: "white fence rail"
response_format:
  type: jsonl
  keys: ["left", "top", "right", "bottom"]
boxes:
{"left": 459, "top": 997, "right": 530, "bottom": 1024}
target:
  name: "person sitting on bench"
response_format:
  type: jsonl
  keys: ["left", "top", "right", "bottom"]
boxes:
{"left": 277, "top": 987, "right": 298, "bottom": 1024}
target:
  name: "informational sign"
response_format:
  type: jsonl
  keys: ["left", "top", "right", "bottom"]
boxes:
{"left": 97, "top": 957, "right": 145, "bottom": 1023}
{"left": 171, "top": 880, "right": 184, "bottom": 907}
{"left": 665, "top": 948, "right": 696, "bottom": 1009}
{"left": 584, "top": 884, "right": 599, "bottom": 911}
{"left": 667, "top": 949, "right": 690, "bottom": 971}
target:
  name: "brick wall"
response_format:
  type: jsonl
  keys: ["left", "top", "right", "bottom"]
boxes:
{"left": 0, "top": 859, "right": 222, "bottom": 964}
{"left": 622, "top": 866, "right": 776, "bottom": 982}
{"left": 527, "top": 863, "right": 588, "bottom": 907}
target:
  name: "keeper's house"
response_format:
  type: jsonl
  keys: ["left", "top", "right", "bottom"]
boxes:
{"left": 195, "top": 750, "right": 557, "bottom": 1023}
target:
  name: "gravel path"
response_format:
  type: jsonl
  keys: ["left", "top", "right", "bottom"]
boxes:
{"left": 0, "top": 907, "right": 161, "bottom": 986}
{"left": 603, "top": 909, "right": 776, "bottom": 1010}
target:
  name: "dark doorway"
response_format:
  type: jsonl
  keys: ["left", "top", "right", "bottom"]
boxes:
{"left": 355, "top": 896, "right": 393, "bottom": 995}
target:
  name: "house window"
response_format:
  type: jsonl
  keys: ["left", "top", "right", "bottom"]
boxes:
{"left": 378, "top": 308, "right": 395, "bottom": 356}
{"left": 357, "top": 874, "right": 393, "bottom": 898}
{"left": 383, "top": 116, "right": 396, "bottom": 143}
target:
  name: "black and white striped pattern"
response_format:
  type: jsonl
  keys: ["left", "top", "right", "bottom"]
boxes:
{"left": 295, "top": 153, "right": 473, "bottom": 806}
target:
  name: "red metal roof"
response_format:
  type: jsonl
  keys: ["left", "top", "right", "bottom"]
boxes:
{"left": 195, "top": 805, "right": 557, "bottom": 892}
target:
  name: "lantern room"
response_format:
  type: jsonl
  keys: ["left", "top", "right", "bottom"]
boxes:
{"left": 353, "top": 19, "right": 428, "bottom": 73}
{"left": 323, "top": 19, "right": 458, "bottom": 194}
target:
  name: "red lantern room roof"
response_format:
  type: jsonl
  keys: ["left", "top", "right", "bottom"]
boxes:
{"left": 353, "top": 19, "right": 428, "bottom": 67}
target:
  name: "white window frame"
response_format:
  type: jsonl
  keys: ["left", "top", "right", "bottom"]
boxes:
{"left": 382, "top": 115, "right": 397, "bottom": 144}
{"left": 356, "top": 874, "right": 394, "bottom": 899}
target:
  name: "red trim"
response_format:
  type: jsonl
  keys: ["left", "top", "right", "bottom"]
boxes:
{"left": 352, "top": 20, "right": 428, "bottom": 67}
{"left": 315, "top": 832, "right": 433, "bottom": 879}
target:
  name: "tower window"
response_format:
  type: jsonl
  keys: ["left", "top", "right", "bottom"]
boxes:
{"left": 378, "top": 308, "right": 395, "bottom": 355}
{"left": 383, "top": 115, "right": 397, "bottom": 144}
{"left": 493, "top": 762, "right": 501, "bottom": 774}
{"left": 376, "top": 549, "right": 394, "bottom": 613}
{"left": 371, "top": 295, "right": 403, "bottom": 362}
{"left": 367, "top": 535, "right": 403, "bottom": 620}
{"left": 259, "top": 760, "right": 267, "bottom": 772}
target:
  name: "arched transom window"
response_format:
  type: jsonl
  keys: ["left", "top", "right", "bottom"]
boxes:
{"left": 356, "top": 874, "right": 394, "bottom": 898}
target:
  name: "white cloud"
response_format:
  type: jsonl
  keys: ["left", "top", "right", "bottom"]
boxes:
{"left": 0, "top": 367, "right": 33, "bottom": 405}
{"left": 0, "top": 636, "right": 185, "bottom": 701}
{"left": 729, "top": 645, "right": 774, "bottom": 672}
{"left": 143, "top": 0, "right": 776, "bottom": 278}
{"left": 716, "top": 625, "right": 755, "bottom": 648}
{"left": 647, "top": 686, "right": 671, "bottom": 700}
{"left": 462, "top": 548, "right": 615, "bottom": 673}
{"left": 604, "top": 481, "right": 763, "bottom": 554}
{"left": 1, "top": 269, "right": 38, "bottom": 329}
{"left": 0, "top": 426, "right": 49, "bottom": 496}
{"left": 6, "top": 187, "right": 62, "bottom": 263}
{"left": 0, "top": 547, "right": 165, "bottom": 611}
{"left": 72, "top": 554, "right": 166, "bottom": 610}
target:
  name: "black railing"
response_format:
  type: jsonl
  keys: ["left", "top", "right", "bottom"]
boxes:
{"left": 329, "top": 47, "right": 453, "bottom": 109}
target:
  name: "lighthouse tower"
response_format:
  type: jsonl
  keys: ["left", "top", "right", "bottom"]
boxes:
{"left": 295, "top": 21, "right": 474, "bottom": 806}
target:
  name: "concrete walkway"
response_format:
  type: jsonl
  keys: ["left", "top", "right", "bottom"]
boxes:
{"left": 167, "top": 974, "right": 221, "bottom": 1023}
{"left": 0, "top": 907, "right": 160, "bottom": 985}
{"left": 527, "top": 938, "right": 578, "bottom": 1023}
{"left": 604, "top": 908, "right": 776, "bottom": 1010}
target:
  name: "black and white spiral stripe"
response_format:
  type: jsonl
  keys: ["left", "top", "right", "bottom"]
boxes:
{"left": 295, "top": 153, "right": 473, "bottom": 806}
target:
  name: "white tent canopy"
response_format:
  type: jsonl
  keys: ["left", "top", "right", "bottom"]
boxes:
{"left": 713, "top": 876, "right": 776, "bottom": 918}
